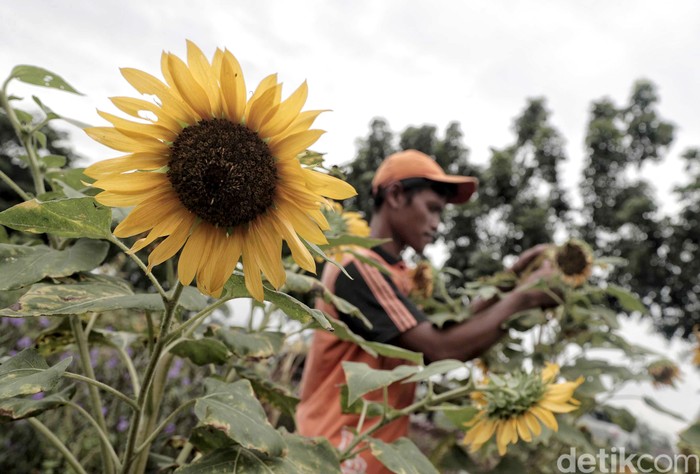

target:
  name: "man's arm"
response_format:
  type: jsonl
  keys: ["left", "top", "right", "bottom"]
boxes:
{"left": 396, "top": 262, "right": 557, "bottom": 362}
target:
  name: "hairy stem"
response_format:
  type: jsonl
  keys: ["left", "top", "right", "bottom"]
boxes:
{"left": 66, "top": 401, "right": 122, "bottom": 470}
{"left": 28, "top": 418, "right": 88, "bottom": 474}
{"left": 64, "top": 372, "right": 139, "bottom": 411}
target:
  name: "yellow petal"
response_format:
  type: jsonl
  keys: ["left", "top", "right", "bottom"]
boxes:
{"left": 109, "top": 96, "right": 182, "bottom": 132}
{"left": 114, "top": 190, "right": 182, "bottom": 237}
{"left": 271, "top": 209, "right": 315, "bottom": 273}
{"left": 249, "top": 218, "right": 286, "bottom": 289}
{"left": 246, "top": 83, "right": 282, "bottom": 132}
{"left": 85, "top": 127, "right": 169, "bottom": 154}
{"left": 277, "top": 200, "right": 328, "bottom": 244}
{"left": 284, "top": 109, "right": 327, "bottom": 136}
{"left": 259, "top": 81, "right": 308, "bottom": 138}
{"left": 537, "top": 399, "right": 579, "bottom": 414}
{"left": 470, "top": 418, "right": 497, "bottom": 446}
{"left": 241, "top": 242, "right": 264, "bottom": 301}
{"left": 148, "top": 213, "right": 195, "bottom": 269}
{"left": 186, "top": 39, "right": 223, "bottom": 117}
{"left": 85, "top": 153, "right": 168, "bottom": 178}
{"left": 530, "top": 406, "right": 558, "bottom": 431}
{"left": 523, "top": 412, "right": 542, "bottom": 437}
{"left": 97, "top": 110, "right": 177, "bottom": 142}
{"left": 244, "top": 73, "right": 279, "bottom": 121}
{"left": 194, "top": 223, "right": 219, "bottom": 295}
{"left": 495, "top": 421, "right": 509, "bottom": 456}
{"left": 120, "top": 67, "right": 196, "bottom": 123}
{"left": 220, "top": 49, "right": 247, "bottom": 123}
{"left": 92, "top": 171, "right": 169, "bottom": 195}
{"left": 131, "top": 212, "right": 184, "bottom": 253}
{"left": 203, "top": 229, "right": 243, "bottom": 297}
{"left": 268, "top": 129, "right": 325, "bottom": 159}
{"left": 302, "top": 168, "right": 357, "bottom": 200}
{"left": 541, "top": 362, "right": 560, "bottom": 382}
{"left": 177, "top": 222, "right": 210, "bottom": 285}
{"left": 167, "top": 53, "right": 213, "bottom": 120}
{"left": 515, "top": 416, "right": 532, "bottom": 442}
{"left": 94, "top": 189, "right": 160, "bottom": 207}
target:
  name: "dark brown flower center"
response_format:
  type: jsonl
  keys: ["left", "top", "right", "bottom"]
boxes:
{"left": 168, "top": 119, "right": 277, "bottom": 227}
{"left": 556, "top": 242, "right": 588, "bottom": 276}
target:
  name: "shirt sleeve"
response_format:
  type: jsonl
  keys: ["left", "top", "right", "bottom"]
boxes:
{"left": 333, "top": 259, "right": 428, "bottom": 344}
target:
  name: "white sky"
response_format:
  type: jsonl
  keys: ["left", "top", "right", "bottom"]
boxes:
{"left": 2, "top": 0, "right": 699, "bottom": 446}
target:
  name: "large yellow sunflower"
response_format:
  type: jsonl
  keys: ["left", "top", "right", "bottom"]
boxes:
{"left": 85, "top": 41, "right": 356, "bottom": 300}
{"left": 463, "top": 363, "right": 583, "bottom": 456}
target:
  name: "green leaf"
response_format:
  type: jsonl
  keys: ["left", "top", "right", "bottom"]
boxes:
{"left": 322, "top": 235, "right": 389, "bottom": 249}
{"left": 224, "top": 273, "right": 332, "bottom": 331}
{"left": 0, "top": 239, "right": 109, "bottom": 290}
{"left": 679, "top": 423, "right": 700, "bottom": 447}
{"left": 40, "top": 155, "right": 67, "bottom": 168}
{"left": 600, "top": 405, "right": 636, "bottom": 432}
{"left": 642, "top": 396, "right": 686, "bottom": 421}
{"left": 34, "top": 131, "right": 47, "bottom": 150}
{"left": 234, "top": 365, "right": 299, "bottom": 419}
{"left": 177, "top": 432, "right": 341, "bottom": 473}
{"left": 0, "top": 274, "right": 206, "bottom": 317}
{"left": 323, "top": 318, "right": 424, "bottom": 365}
{"left": 0, "top": 197, "right": 112, "bottom": 239}
{"left": 438, "top": 404, "right": 479, "bottom": 429}
{"left": 194, "top": 379, "right": 286, "bottom": 457}
{"left": 10, "top": 65, "right": 82, "bottom": 94}
{"left": 369, "top": 438, "right": 439, "bottom": 474}
{"left": 339, "top": 384, "right": 386, "bottom": 417}
{"left": 283, "top": 271, "right": 372, "bottom": 329}
{"left": 214, "top": 327, "right": 284, "bottom": 359}
{"left": 171, "top": 338, "right": 231, "bottom": 366}
{"left": 343, "top": 361, "right": 419, "bottom": 405}
{"left": 404, "top": 359, "right": 465, "bottom": 383}
{"left": 14, "top": 109, "right": 34, "bottom": 125}
{"left": 0, "top": 384, "right": 75, "bottom": 422}
{"left": 606, "top": 284, "right": 647, "bottom": 314}
{"left": 0, "top": 349, "right": 72, "bottom": 399}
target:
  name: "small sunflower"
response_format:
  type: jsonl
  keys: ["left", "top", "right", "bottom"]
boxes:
{"left": 463, "top": 363, "right": 583, "bottom": 456}
{"left": 409, "top": 260, "right": 434, "bottom": 300}
{"left": 319, "top": 201, "right": 370, "bottom": 261}
{"left": 85, "top": 41, "right": 356, "bottom": 300}
{"left": 648, "top": 359, "right": 682, "bottom": 388}
{"left": 554, "top": 239, "right": 593, "bottom": 287}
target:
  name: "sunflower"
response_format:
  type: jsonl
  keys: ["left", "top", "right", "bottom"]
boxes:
{"left": 554, "top": 239, "right": 593, "bottom": 287}
{"left": 463, "top": 363, "right": 583, "bottom": 456}
{"left": 409, "top": 260, "right": 434, "bottom": 300}
{"left": 647, "top": 359, "right": 682, "bottom": 388}
{"left": 319, "top": 201, "right": 370, "bottom": 261}
{"left": 84, "top": 41, "right": 356, "bottom": 300}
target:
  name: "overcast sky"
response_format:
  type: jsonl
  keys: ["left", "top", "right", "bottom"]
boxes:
{"left": 2, "top": 0, "right": 699, "bottom": 442}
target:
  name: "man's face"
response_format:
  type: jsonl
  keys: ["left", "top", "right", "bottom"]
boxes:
{"left": 393, "top": 188, "right": 447, "bottom": 254}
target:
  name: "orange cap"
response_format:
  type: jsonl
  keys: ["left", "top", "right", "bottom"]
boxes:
{"left": 371, "top": 149, "right": 478, "bottom": 204}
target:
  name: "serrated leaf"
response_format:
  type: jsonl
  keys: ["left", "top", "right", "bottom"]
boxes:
{"left": 177, "top": 432, "right": 340, "bottom": 473}
{"left": 606, "top": 284, "right": 646, "bottom": 314}
{"left": 369, "top": 438, "right": 439, "bottom": 474}
{"left": 215, "top": 327, "right": 284, "bottom": 359}
{"left": 194, "top": 379, "right": 285, "bottom": 457}
{"left": 10, "top": 65, "right": 82, "bottom": 94}
{"left": 0, "top": 384, "right": 75, "bottom": 422}
{"left": 0, "top": 197, "right": 111, "bottom": 239}
{"left": 343, "top": 361, "right": 419, "bottom": 405}
{"left": 404, "top": 359, "right": 464, "bottom": 383}
{"left": 0, "top": 349, "right": 72, "bottom": 399}
{"left": 224, "top": 273, "right": 332, "bottom": 330}
{"left": 171, "top": 338, "right": 231, "bottom": 366}
{"left": 642, "top": 396, "right": 686, "bottom": 421}
{"left": 0, "top": 239, "right": 109, "bottom": 290}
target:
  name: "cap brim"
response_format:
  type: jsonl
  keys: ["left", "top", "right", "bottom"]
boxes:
{"left": 429, "top": 175, "right": 478, "bottom": 204}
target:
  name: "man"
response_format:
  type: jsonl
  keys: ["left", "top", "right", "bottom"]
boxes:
{"left": 297, "top": 149, "right": 557, "bottom": 473}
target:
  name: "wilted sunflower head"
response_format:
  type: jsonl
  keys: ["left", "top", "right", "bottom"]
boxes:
{"left": 410, "top": 260, "right": 434, "bottom": 300}
{"left": 648, "top": 359, "right": 682, "bottom": 388}
{"left": 84, "top": 40, "right": 356, "bottom": 300}
{"left": 554, "top": 239, "right": 593, "bottom": 287}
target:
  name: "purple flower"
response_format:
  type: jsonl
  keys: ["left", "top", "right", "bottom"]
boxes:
{"left": 31, "top": 392, "right": 45, "bottom": 400}
{"left": 16, "top": 336, "right": 33, "bottom": 350}
{"left": 38, "top": 316, "right": 51, "bottom": 328}
{"left": 168, "top": 358, "right": 184, "bottom": 379}
{"left": 117, "top": 417, "right": 129, "bottom": 432}
{"left": 164, "top": 423, "right": 176, "bottom": 435}
{"left": 7, "top": 318, "right": 25, "bottom": 327}
{"left": 90, "top": 348, "right": 99, "bottom": 366}
{"left": 106, "top": 355, "right": 119, "bottom": 370}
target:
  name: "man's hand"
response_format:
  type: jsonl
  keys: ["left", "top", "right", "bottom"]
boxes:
{"left": 508, "top": 243, "right": 553, "bottom": 276}
{"left": 514, "top": 259, "right": 562, "bottom": 310}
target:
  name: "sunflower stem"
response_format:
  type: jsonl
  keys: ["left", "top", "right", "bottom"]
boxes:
{"left": 28, "top": 418, "right": 88, "bottom": 474}
{"left": 66, "top": 400, "right": 123, "bottom": 470}
{"left": 108, "top": 235, "right": 168, "bottom": 301}
{"left": 164, "top": 297, "right": 230, "bottom": 345}
{"left": 121, "top": 282, "right": 184, "bottom": 474}
{"left": 64, "top": 372, "right": 140, "bottom": 411}
{"left": 134, "top": 398, "right": 196, "bottom": 455}
{"left": 0, "top": 168, "right": 32, "bottom": 201}
{"left": 70, "top": 315, "right": 115, "bottom": 474}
